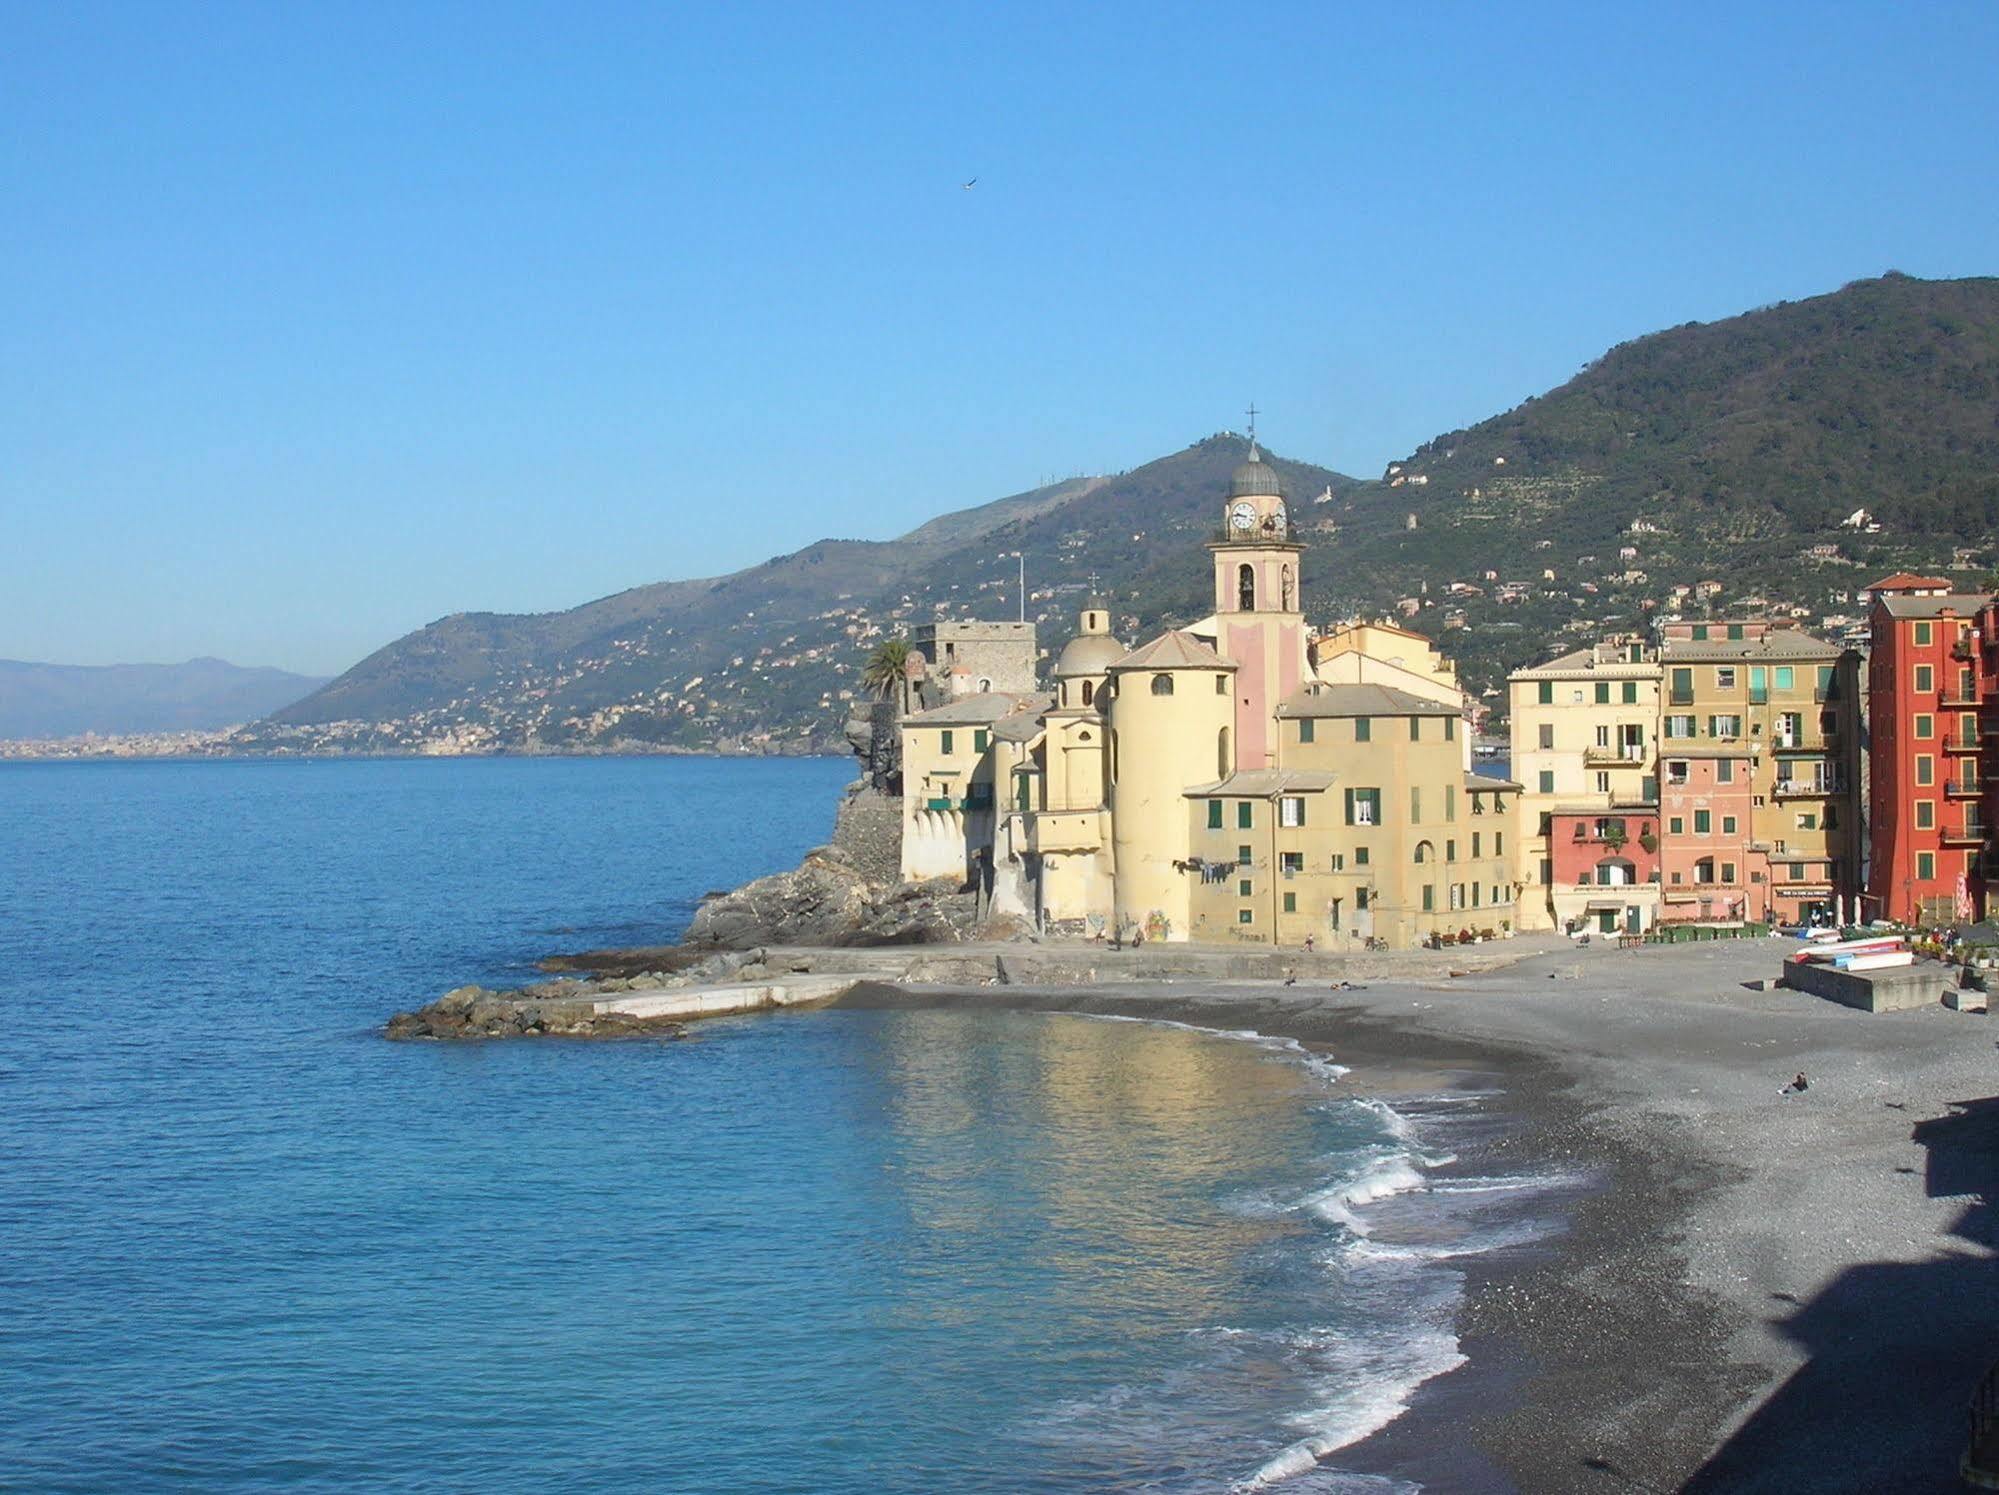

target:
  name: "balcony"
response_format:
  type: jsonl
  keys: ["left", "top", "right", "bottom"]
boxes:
{"left": 1583, "top": 746, "right": 1650, "bottom": 767}
{"left": 1943, "top": 823, "right": 1989, "bottom": 847}
{"left": 1772, "top": 779, "right": 1842, "bottom": 799}
{"left": 1952, "top": 639, "right": 1975, "bottom": 661}
{"left": 1947, "top": 779, "right": 1984, "bottom": 799}
{"left": 925, "top": 790, "right": 993, "bottom": 813}
{"left": 1946, "top": 734, "right": 1984, "bottom": 753}
{"left": 1942, "top": 691, "right": 1980, "bottom": 708}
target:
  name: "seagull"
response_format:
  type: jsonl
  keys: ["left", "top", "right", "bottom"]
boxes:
{"left": 962, "top": 177, "right": 978, "bottom": 190}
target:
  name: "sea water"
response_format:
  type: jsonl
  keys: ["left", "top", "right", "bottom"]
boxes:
{"left": 0, "top": 758, "right": 1536, "bottom": 1492}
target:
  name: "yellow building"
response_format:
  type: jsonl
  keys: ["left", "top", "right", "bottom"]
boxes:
{"left": 1507, "top": 637, "right": 1662, "bottom": 932}
{"left": 897, "top": 438, "right": 1486, "bottom": 947}
{"left": 1655, "top": 621, "right": 1863, "bottom": 925}
{"left": 1185, "top": 684, "right": 1515, "bottom": 946}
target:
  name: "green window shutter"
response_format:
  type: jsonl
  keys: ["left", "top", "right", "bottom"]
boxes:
{"left": 1283, "top": 892, "right": 1297, "bottom": 913}
{"left": 1537, "top": 681, "right": 1553, "bottom": 704}
{"left": 1237, "top": 801, "right": 1253, "bottom": 829}
{"left": 1299, "top": 718, "right": 1315, "bottom": 743}
{"left": 941, "top": 730, "right": 954, "bottom": 754}
{"left": 1410, "top": 786, "right": 1422, "bottom": 823}
{"left": 1444, "top": 716, "right": 1456, "bottom": 741}
{"left": 1344, "top": 788, "right": 1356, "bottom": 824}
{"left": 973, "top": 728, "right": 989, "bottom": 752}
{"left": 1775, "top": 666, "right": 1794, "bottom": 689}
{"left": 1727, "top": 623, "right": 1743, "bottom": 641}
{"left": 1538, "top": 770, "right": 1554, "bottom": 794}
{"left": 1594, "top": 682, "right": 1609, "bottom": 704}
{"left": 1422, "top": 884, "right": 1435, "bottom": 911}
{"left": 1693, "top": 624, "right": 1709, "bottom": 640}
{"left": 1622, "top": 681, "right": 1638, "bottom": 704}
{"left": 1355, "top": 717, "right": 1371, "bottom": 742}
{"left": 1695, "top": 810, "right": 1711, "bottom": 834}
{"left": 1409, "top": 716, "right": 1421, "bottom": 741}
{"left": 1238, "top": 879, "right": 1252, "bottom": 897}
{"left": 1207, "top": 799, "right": 1223, "bottom": 829}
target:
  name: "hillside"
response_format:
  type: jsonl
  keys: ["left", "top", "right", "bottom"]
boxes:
{"left": 251, "top": 272, "right": 1999, "bottom": 752}
{"left": 0, "top": 658, "right": 328, "bottom": 739}
{"left": 251, "top": 442, "right": 1363, "bottom": 753}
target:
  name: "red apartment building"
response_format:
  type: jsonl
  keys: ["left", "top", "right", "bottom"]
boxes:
{"left": 1867, "top": 574, "right": 1992, "bottom": 925}
{"left": 1547, "top": 805, "right": 1661, "bottom": 933}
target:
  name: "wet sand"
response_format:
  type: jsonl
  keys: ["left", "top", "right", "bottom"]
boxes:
{"left": 844, "top": 937, "right": 1999, "bottom": 1492}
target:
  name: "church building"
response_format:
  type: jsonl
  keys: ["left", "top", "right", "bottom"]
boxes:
{"left": 896, "top": 439, "right": 1517, "bottom": 947}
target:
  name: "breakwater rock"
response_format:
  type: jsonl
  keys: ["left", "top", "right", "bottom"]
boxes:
{"left": 384, "top": 952, "right": 864, "bottom": 1040}
{"left": 385, "top": 985, "right": 686, "bottom": 1040}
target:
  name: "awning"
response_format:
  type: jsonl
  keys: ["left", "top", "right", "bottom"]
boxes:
{"left": 1584, "top": 899, "right": 1630, "bottom": 911}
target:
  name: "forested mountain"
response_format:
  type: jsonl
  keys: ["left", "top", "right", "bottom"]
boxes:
{"left": 252, "top": 272, "right": 1999, "bottom": 753}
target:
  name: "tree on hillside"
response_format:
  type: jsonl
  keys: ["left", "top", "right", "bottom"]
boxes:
{"left": 861, "top": 638, "right": 910, "bottom": 699}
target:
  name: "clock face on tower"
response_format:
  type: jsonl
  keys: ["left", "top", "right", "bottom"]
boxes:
{"left": 1229, "top": 501, "right": 1257, "bottom": 532}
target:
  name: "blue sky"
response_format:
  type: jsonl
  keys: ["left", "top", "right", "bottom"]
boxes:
{"left": 6, "top": 1, "right": 1998, "bottom": 675}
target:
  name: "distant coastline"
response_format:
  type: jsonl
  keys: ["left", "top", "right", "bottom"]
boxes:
{"left": 0, "top": 732, "right": 842, "bottom": 763}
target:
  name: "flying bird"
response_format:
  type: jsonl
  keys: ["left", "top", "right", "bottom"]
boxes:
{"left": 962, "top": 177, "right": 978, "bottom": 190}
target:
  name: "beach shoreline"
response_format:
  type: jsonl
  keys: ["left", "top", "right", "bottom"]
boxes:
{"left": 841, "top": 938, "right": 1999, "bottom": 1492}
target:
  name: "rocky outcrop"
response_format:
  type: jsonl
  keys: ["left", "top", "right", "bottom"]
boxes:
{"left": 680, "top": 843, "right": 980, "bottom": 949}
{"left": 384, "top": 984, "right": 688, "bottom": 1040}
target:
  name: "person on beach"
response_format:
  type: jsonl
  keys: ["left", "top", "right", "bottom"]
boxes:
{"left": 1782, "top": 1072, "right": 1810, "bottom": 1095}
{"left": 1303, "top": 934, "right": 1315, "bottom": 954}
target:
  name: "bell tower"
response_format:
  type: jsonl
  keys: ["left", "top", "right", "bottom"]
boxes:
{"left": 1205, "top": 424, "right": 1308, "bottom": 772}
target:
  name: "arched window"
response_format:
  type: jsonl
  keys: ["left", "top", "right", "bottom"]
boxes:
{"left": 1081, "top": 679, "right": 1094, "bottom": 707}
{"left": 1596, "top": 859, "right": 1636, "bottom": 887}
{"left": 1217, "top": 726, "right": 1232, "bottom": 778}
{"left": 1237, "top": 563, "right": 1256, "bottom": 612}
{"left": 978, "top": 677, "right": 992, "bottom": 692}
{"left": 1150, "top": 673, "right": 1175, "bottom": 696}
{"left": 1414, "top": 840, "right": 1435, "bottom": 864}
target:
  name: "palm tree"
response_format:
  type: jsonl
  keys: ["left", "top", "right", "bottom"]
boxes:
{"left": 861, "top": 638, "right": 911, "bottom": 700}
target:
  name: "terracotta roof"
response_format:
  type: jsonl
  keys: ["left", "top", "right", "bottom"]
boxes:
{"left": 1182, "top": 769, "right": 1338, "bottom": 797}
{"left": 1864, "top": 572, "right": 1952, "bottom": 592}
{"left": 1108, "top": 630, "right": 1234, "bottom": 672}
{"left": 1277, "top": 682, "right": 1458, "bottom": 718}
{"left": 902, "top": 691, "right": 1045, "bottom": 726}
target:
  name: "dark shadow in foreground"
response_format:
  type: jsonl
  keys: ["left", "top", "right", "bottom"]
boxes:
{"left": 1681, "top": 1094, "right": 1999, "bottom": 1493}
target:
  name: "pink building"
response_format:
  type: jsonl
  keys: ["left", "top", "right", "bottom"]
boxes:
{"left": 1658, "top": 748, "right": 1766, "bottom": 922}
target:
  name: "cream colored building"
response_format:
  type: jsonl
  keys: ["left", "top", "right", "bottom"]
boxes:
{"left": 895, "top": 440, "right": 1492, "bottom": 947}
{"left": 1507, "top": 637, "right": 1662, "bottom": 932}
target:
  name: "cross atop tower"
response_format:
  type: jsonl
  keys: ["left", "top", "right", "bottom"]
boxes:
{"left": 1245, "top": 402, "right": 1259, "bottom": 445}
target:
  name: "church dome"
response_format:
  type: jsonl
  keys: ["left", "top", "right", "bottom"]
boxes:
{"left": 1055, "top": 631, "right": 1126, "bottom": 678}
{"left": 1228, "top": 443, "right": 1282, "bottom": 498}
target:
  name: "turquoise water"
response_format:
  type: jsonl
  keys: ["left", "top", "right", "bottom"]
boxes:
{"left": 0, "top": 758, "right": 1507, "bottom": 1492}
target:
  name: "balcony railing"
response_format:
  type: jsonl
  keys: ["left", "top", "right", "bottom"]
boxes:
{"left": 1773, "top": 779, "right": 1842, "bottom": 799}
{"left": 1583, "top": 746, "right": 1650, "bottom": 766}
{"left": 1952, "top": 639, "right": 1975, "bottom": 661}
{"left": 925, "top": 792, "right": 993, "bottom": 812}
{"left": 1948, "top": 779, "right": 1984, "bottom": 799}
{"left": 1944, "top": 823, "right": 1989, "bottom": 846}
